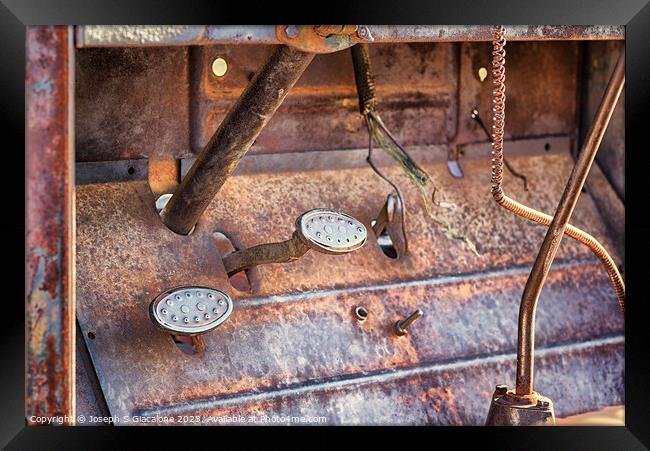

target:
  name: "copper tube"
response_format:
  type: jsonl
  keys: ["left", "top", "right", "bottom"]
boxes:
{"left": 161, "top": 45, "right": 314, "bottom": 235}
{"left": 511, "top": 43, "right": 625, "bottom": 396}
{"left": 490, "top": 26, "right": 625, "bottom": 315}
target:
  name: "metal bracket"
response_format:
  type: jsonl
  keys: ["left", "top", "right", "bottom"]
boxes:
{"left": 276, "top": 25, "right": 373, "bottom": 54}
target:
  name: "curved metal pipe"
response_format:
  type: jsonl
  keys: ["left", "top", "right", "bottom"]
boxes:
{"left": 489, "top": 26, "right": 625, "bottom": 314}
{"left": 514, "top": 47, "right": 625, "bottom": 396}
{"left": 222, "top": 232, "right": 310, "bottom": 277}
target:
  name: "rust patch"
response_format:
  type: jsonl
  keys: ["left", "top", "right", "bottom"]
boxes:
{"left": 26, "top": 26, "right": 75, "bottom": 424}
{"left": 418, "top": 386, "right": 462, "bottom": 424}
{"left": 76, "top": 152, "right": 622, "bottom": 420}
{"left": 75, "top": 47, "right": 190, "bottom": 162}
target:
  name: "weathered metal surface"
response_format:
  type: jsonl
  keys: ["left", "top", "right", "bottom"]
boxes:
{"left": 136, "top": 338, "right": 622, "bottom": 425}
{"left": 192, "top": 43, "right": 457, "bottom": 156}
{"left": 75, "top": 41, "right": 581, "bottom": 163}
{"left": 585, "top": 162, "right": 625, "bottom": 262}
{"left": 458, "top": 41, "right": 580, "bottom": 143}
{"left": 199, "top": 154, "right": 621, "bottom": 295}
{"left": 75, "top": 47, "right": 190, "bottom": 162}
{"left": 26, "top": 26, "right": 76, "bottom": 424}
{"left": 178, "top": 137, "right": 568, "bottom": 178}
{"left": 162, "top": 45, "right": 314, "bottom": 235}
{"left": 75, "top": 159, "right": 148, "bottom": 184}
{"left": 582, "top": 40, "right": 625, "bottom": 200}
{"left": 148, "top": 159, "right": 179, "bottom": 196}
{"left": 76, "top": 152, "right": 623, "bottom": 422}
{"left": 75, "top": 25, "right": 624, "bottom": 48}
{"left": 75, "top": 326, "right": 109, "bottom": 422}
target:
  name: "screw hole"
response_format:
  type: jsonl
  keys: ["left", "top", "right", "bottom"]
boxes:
{"left": 354, "top": 306, "right": 368, "bottom": 322}
{"left": 87, "top": 332, "right": 95, "bottom": 340}
{"left": 127, "top": 166, "right": 135, "bottom": 175}
{"left": 544, "top": 143, "right": 551, "bottom": 152}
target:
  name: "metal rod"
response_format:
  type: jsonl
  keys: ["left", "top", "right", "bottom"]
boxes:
{"left": 515, "top": 48, "right": 625, "bottom": 396}
{"left": 222, "top": 232, "right": 310, "bottom": 277}
{"left": 161, "top": 45, "right": 314, "bottom": 235}
{"left": 75, "top": 25, "right": 625, "bottom": 48}
{"left": 394, "top": 309, "right": 424, "bottom": 336}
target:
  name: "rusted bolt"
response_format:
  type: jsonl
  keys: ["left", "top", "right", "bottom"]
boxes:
{"left": 356, "top": 26, "right": 374, "bottom": 42}
{"left": 494, "top": 384, "right": 508, "bottom": 396}
{"left": 478, "top": 66, "right": 488, "bottom": 82}
{"left": 285, "top": 25, "right": 299, "bottom": 38}
{"left": 211, "top": 57, "right": 228, "bottom": 77}
{"left": 354, "top": 306, "right": 368, "bottom": 322}
{"left": 394, "top": 309, "right": 423, "bottom": 336}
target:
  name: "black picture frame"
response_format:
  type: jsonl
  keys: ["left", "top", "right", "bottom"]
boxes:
{"left": 2, "top": 0, "right": 648, "bottom": 448}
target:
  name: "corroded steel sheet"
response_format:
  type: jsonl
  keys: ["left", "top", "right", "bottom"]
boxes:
{"left": 75, "top": 41, "right": 580, "bottom": 162}
{"left": 583, "top": 40, "right": 625, "bottom": 200}
{"left": 137, "top": 339, "right": 623, "bottom": 425}
{"left": 192, "top": 43, "right": 457, "bottom": 154}
{"left": 75, "top": 47, "right": 190, "bottom": 162}
{"left": 76, "top": 153, "right": 623, "bottom": 422}
{"left": 26, "top": 26, "right": 75, "bottom": 423}
{"left": 458, "top": 42, "right": 579, "bottom": 143}
{"left": 75, "top": 25, "right": 624, "bottom": 48}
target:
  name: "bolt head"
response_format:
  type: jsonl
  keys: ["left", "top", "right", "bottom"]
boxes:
{"left": 394, "top": 321, "right": 408, "bottom": 336}
{"left": 285, "top": 25, "right": 299, "bottom": 38}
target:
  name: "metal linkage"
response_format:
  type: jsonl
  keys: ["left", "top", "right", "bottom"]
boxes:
{"left": 222, "top": 209, "right": 368, "bottom": 277}
{"left": 161, "top": 45, "right": 314, "bottom": 235}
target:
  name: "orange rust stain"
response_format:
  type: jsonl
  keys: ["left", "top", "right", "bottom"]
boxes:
{"left": 418, "top": 386, "right": 462, "bottom": 424}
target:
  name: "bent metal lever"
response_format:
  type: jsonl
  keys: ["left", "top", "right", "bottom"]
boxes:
{"left": 222, "top": 209, "right": 367, "bottom": 277}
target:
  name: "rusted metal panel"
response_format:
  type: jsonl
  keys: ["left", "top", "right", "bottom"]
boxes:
{"left": 136, "top": 338, "right": 623, "bottom": 425}
{"left": 75, "top": 159, "right": 148, "bottom": 184}
{"left": 75, "top": 47, "right": 190, "bottom": 162}
{"left": 582, "top": 40, "right": 625, "bottom": 200}
{"left": 181, "top": 136, "right": 570, "bottom": 178}
{"left": 458, "top": 41, "right": 580, "bottom": 143}
{"left": 201, "top": 154, "right": 621, "bottom": 295}
{"left": 75, "top": 327, "right": 108, "bottom": 421}
{"left": 26, "top": 26, "right": 76, "bottom": 424}
{"left": 76, "top": 153, "right": 623, "bottom": 422}
{"left": 75, "top": 41, "right": 582, "bottom": 163}
{"left": 192, "top": 43, "right": 457, "bottom": 155}
{"left": 585, "top": 162, "right": 625, "bottom": 262}
{"left": 75, "top": 25, "right": 624, "bottom": 48}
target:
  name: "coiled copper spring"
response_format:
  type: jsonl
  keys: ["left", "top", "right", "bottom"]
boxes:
{"left": 490, "top": 25, "right": 625, "bottom": 313}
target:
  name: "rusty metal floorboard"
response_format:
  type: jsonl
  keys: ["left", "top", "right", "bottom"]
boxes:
{"left": 76, "top": 152, "right": 624, "bottom": 424}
